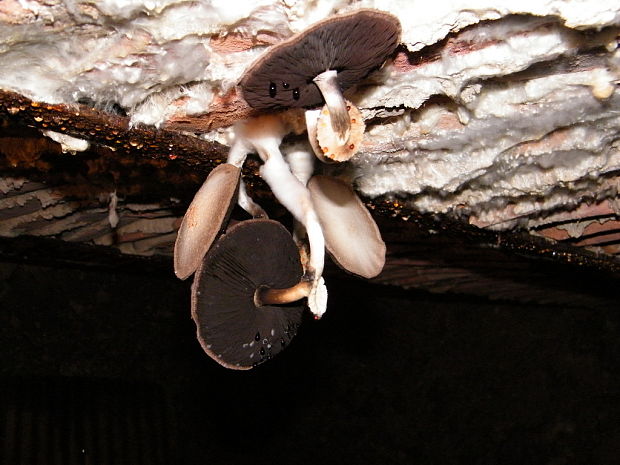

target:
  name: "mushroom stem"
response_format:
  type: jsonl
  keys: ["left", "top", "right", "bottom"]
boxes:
{"left": 227, "top": 134, "right": 268, "bottom": 218}
{"left": 313, "top": 70, "right": 350, "bottom": 145}
{"left": 258, "top": 144, "right": 327, "bottom": 318}
{"left": 226, "top": 136, "right": 250, "bottom": 168}
{"left": 254, "top": 280, "right": 312, "bottom": 307}
{"left": 259, "top": 154, "right": 325, "bottom": 279}
{"left": 285, "top": 145, "right": 315, "bottom": 186}
{"left": 237, "top": 115, "right": 328, "bottom": 318}
{"left": 238, "top": 179, "right": 268, "bottom": 218}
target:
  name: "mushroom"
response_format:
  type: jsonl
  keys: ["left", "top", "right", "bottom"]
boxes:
{"left": 229, "top": 114, "right": 328, "bottom": 318}
{"left": 307, "top": 101, "right": 365, "bottom": 162}
{"left": 191, "top": 219, "right": 306, "bottom": 369}
{"left": 174, "top": 163, "right": 240, "bottom": 280}
{"left": 308, "top": 175, "right": 386, "bottom": 279}
{"left": 239, "top": 9, "right": 401, "bottom": 147}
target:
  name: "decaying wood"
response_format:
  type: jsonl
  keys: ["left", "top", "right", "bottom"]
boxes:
{"left": 0, "top": 90, "right": 228, "bottom": 170}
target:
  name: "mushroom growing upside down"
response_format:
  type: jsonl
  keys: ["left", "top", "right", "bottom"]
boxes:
{"left": 240, "top": 8, "right": 401, "bottom": 157}
{"left": 174, "top": 9, "right": 400, "bottom": 369}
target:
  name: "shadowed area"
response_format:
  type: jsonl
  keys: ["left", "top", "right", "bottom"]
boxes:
{"left": 1, "top": 253, "right": 619, "bottom": 464}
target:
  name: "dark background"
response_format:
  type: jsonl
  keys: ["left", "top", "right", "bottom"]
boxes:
{"left": 1, "top": 254, "right": 619, "bottom": 465}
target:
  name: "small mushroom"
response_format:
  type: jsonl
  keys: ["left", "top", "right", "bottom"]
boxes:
{"left": 239, "top": 9, "right": 401, "bottom": 145}
{"left": 174, "top": 163, "right": 240, "bottom": 280}
{"left": 191, "top": 219, "right": 306, "bottom": 369}
{"left": 312, "top": 101, "right": 365, "bottom": 162}
{"left": 308, "top": 175, "right": 386, "bottom": 279}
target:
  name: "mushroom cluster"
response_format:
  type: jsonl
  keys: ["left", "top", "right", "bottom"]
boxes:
{"left": 174, "top": 9, "right": 401, "bottom": 369}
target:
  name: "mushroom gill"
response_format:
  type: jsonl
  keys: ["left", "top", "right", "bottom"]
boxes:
{"left": 191, "top": 219, "right": 305, "bottom": 369}
{"left": 239, "top": 9, "right": 401, "bottom": 148}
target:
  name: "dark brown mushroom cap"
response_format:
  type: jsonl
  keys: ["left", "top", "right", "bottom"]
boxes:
{"left": 240, "top": 9, "right": 401, "bottom": 110}
{"left": 191, "top": 219, "right": 304, "bottom": 370}
{"left": 174, "top": 163, "right": 240, "bottom": 280}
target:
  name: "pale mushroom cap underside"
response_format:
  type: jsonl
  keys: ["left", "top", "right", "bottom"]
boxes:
{"left": 308, "top": 175, "right": 386, "bottom": 279}
{"left": 174, "top": 163, "right": 240, "bottom": 280}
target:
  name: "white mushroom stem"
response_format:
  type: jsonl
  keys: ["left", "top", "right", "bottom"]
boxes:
{"left": 282, "top": 146, "right": 328, "bottom": 318}
{"left": 226, "top": 136, "right": 250, "bottom": 168}
{"left": 313, "top": 69, "right": 350, "bottom": 146}
{"left": 284, "top": 145, "right": 315, "bottom": 248}
{"left": 227, "top": 130, "right": 267, "bottom": 218}
{"left": 238, "top": 179, "right": 268, "bottom": 218}
{"left": 261, "top": 156, "right": 327, "bottom": 318}
{"left": 259, "top": 149, "right": 325, "bottom": 280}
{"left": 236, "top": 115, "right": 328, "bottom": 318}
{"left": 285, "top": 145, "right": 315, "bottom": 186}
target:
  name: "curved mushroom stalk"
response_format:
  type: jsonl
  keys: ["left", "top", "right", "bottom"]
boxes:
{"left": 235, "top": 115, "right": 328, "bottom": 318}
{"left": 285, "top": 144, "right": 316, "bottom": 247}
{"left": 174, "top": 163, "right": 241, "bottom": 280}
{"left": 308, "top": 175, "right": 386, "bottom": 279}
{"left": 237, "top": 178, "right": 268, "bottom": 219}
{"left": 313, "top": 70, "right": 350, "bottom": 145}
{"left": 255, "top": 280, "right": 312, "bottom": 307}
{"left": 259, "top": 150, "right": 327, "bottom": 318}
{"left": 285, "top": 145, "right": 315, "bottom": 186}
{"left": 227, "top": 136, "right": 268, "bottom": 218}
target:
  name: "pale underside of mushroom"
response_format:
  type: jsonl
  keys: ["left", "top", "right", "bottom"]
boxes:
{"left": 173, "top": 163, "right": 240, "bottom": 280}
{"left": 308, "top": 175, "right": 386, "bottom": 279}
